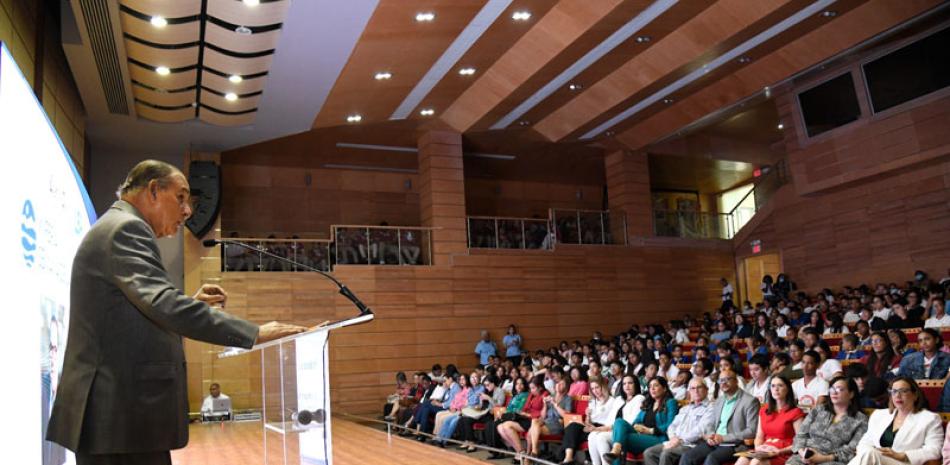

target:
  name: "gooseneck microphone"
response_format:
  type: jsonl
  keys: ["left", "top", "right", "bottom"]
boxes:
{"left": 202, "top": 238, "right": 373, "bottom": 317}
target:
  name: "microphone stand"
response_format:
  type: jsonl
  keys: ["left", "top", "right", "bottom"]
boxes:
{"left": 206, "top": 238, "right": 373, "bottom": 317}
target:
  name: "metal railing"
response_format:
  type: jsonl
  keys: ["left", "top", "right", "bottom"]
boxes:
{"left": 332, "top": 225, "right": 433, "bottom": 266}
{"left": 466, "top": 216, "right": 553, "bottom": 250}
{"left": 551, "top": 208, "right": 628, "bottom": 245}
{"left": 652, "top": 159, "right": 790, "bottom": 240}
{"left": 222, "top": 238, "right": 332, "bottom": 272}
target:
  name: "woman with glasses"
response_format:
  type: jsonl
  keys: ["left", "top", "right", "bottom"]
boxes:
{"left": 602, "top": 377, "right": 679, "bottom": 464}
{"left": 849, "top": 377, "right": 942, "bottom": 465}
{"left": 787, "top": 376, "right": 868, "bottom": 465}
{"left": 736, "top": 376, "right": 804, "bottom": 465}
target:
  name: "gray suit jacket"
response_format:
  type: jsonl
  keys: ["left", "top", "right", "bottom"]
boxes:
{"left": 703, "top": 389, "right": 760, "bottom": 445}
{"left": 47, "top": 201, "right": 259, "bottom": 454}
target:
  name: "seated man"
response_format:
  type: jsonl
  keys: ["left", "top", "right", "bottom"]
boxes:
{"left": 791, "top": 351, "right": 829, "bottom": 411}
{"left": 679, "top": 368, "right": 759, "bottom": 465}
{"left": 200, "top": 383, "right": 232, "bottom": 421}
{"left": 644, "top": 378, "right": 715, "bottom": 465}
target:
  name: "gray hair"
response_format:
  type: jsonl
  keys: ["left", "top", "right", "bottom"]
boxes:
{"left": 116, "top": 159, "right": 182, "bottom": 198}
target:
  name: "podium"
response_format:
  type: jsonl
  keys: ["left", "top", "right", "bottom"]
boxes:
{"left": 219, "top": 313, "right": 374, "bottom": 465}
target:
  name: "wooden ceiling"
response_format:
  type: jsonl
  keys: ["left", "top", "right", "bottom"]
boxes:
{"left": 117, "top": 0, "right": 291, "bottom": 126}
{"left": 311, "top": 0, "right": 944, "bottom": 155}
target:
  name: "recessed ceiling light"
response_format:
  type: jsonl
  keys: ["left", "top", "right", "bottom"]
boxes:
{"left": 150, "top": 16, "right": 167, "bottom": 28}
{"left": 420, "top": 108, "right": 435, "bottom": 116}
{"left": 737, "top": 56, "right": 751, "bottom": 64}
{"left": 777, "top": 123, "right": 784, "bottom": 130}
{"left": 415, "top": 12, "right": 435, "bottom": 22}
{"left": 234, "top": 25, "right": 252, "bottom": 35}
{"left": 458, "top": 67, "right": 476, "bottom": 76}
{"left": 605, "top": 130, "right": 615, "bottom": 136}
{"left": 518, "top": 120, "right": 530, "bottom": 126}
{"left": 155, "top": 66, "right": 170, "bottom": 76}
{"left": 512, "top": 11, "right": 531, "bottom": 21}
{"left": 568, "top": 83, "right": 583, "bottom": 91}
{"left": 821, "top": 10, "right": 837, "bottom": 17}
{"left": 374, "top": 72, "right": 392, "bottom": 80}
{"left": 228, "top": 74, "right": 243, "bottom": 83}
{"left": 662, "top": 98, "right": 674, "bottom": 104}
{"left": 635, "top": 35, "right": 652, "bottom": 43}
{"left": 346, "top": 114, "right": 362, "bottom": 123}
{"left": 191, "top": 102, "right": 198, "bottom": 108}
{"left": 243, "top": 0, "right": 260, "bottom": 7}
{"left": 225, "top": 92, "right": 238, "bottom": 101}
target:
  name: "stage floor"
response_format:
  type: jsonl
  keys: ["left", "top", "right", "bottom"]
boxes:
{"left": 171, "top": 417, "right": 495, "bottom": 465}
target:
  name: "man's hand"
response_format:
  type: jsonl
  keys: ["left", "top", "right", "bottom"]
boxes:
{"left": 664, "top": 438, "right": 682, "bottom": 450}
{"left": 195, "top": 284, "right": 228, "bottom": 307}
{"left": 705, "top": 434, "right": 723, "bottom": 446}
{"left": 256, "top": 321, "right": 308, "bottom": 344}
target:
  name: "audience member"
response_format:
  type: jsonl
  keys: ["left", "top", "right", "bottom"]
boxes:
{"left": 792, "top": 351, "right": 828, "bottom": 411}
{"left": 602, "top": 377, "right": 679, "bottom": 464}
{"left": 850, "top": 377, "right": 942, "bottom": 465}
{"left": 735, "top": 376, "right": 804, "bottom": 465}
{"left": 786, "top": 376, "right": 868, "bottom": 465}
{"left": 679, "top": 368, "right": 760, "bottom": 465}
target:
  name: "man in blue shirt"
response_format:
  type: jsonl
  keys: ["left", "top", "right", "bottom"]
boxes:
{"left": 474, "top": 330, "right": 497, "bottom": 366}
{"left": 679, "top": 369, "right": 759, "bottom": 465}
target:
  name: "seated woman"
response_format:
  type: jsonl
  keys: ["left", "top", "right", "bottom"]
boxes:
{"left": 384, "top": 371, "right": 412, "bottom": 420}
{"left": 434, "top": 371, "right": 483, "bottom": 447}
{"left": 736, "top": 376, "right": 805, "bottom": 465}
{"left": 560, "top": 376, "right": 617, "bottom": 465}
{"left": 568, "top": 366, "right": 589, "bottom": 396}
{"left": 602, "top": 376, "right": 679, "bottom": 464}
{"left": 486, "top": 377, "right": 529, "bottom": 459}
{"left": 497, "top": 375, "right": 548, "bottom": 460}
{"left": 887, "top": 329, "right": 916, "bottom": 358}
{"left": 710, "top": 320, "right": 733, "bottom": 344}
{"left": 588, "top": 375, "right": 645, "bottom": 465}
{"left": 430, "top": 372, "right": 473, "bottom": 445}
{"left": 456, "top": 374, "right": 507, "bottom": 453}
{"left": 849, "top": 377, "right": 942, "bottom": 465}
{"left": 525, "top": 377, "right": 573, "bottom": 461}
{"left": 859, "top": 332, "right": 900, "bottom": 381}
{"left": 639, "top": 361, "right": 659, "bottom": 393}
{"left": 787, "top": 376, "right": 868, "bottom": 465}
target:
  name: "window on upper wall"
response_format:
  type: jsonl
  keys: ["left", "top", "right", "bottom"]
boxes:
{"left": 797, "top": 72, "right": 862, "bottom": 138}
{"left": 863, "top": 26, "right": 950, "bottom": 113}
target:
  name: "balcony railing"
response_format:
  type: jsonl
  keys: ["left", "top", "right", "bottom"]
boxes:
{"left": 467, "top": 216, "right": 553, "bottom": 250}
{"left": 652, "top": 210, "right": 734, "bottom": 240}
{"left": 332, "top": 225, "right": 433, "bottom": 266}
{"left": 222, "top": 239, "right": 332, "bottom": 272}
{"left": 551, "top": 209, "right": 628, "bottom": 246}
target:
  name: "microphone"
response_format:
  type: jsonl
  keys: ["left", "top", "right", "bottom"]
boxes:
{"left": 203, "top": 237, "right": 373, "bottom": 317}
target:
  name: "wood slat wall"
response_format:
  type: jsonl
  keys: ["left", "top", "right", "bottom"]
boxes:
{"left": 185, "top": 243, "right": 735, "bottom": 416}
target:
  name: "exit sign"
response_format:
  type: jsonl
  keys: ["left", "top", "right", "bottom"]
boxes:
{"left": 751, "top": 240, "right": 762, "bottom": 254}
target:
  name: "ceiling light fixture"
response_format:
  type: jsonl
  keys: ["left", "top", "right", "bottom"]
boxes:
{"left": 225, "top": 93, "right": 238, "bottom": 101}
{"left": 635, "top": 35, "right": 652, "bottom": 43}
{"left": 777, "top": 123, "right": 784, "bottom": 130}
{"left": 419, "top": 108, "right": 435, "bottom": 116}
{"left": 821, "top": 10, "right": 837, "bottom": 17}
{"left": 150, "top": 16, "right": 167, "bottom": 28}
{"left": 415, "top": 12, "right": 435, "bottom": 22}
{"left": 568, "top": 83, "right": 583, "bottom": 91}
{"left": 738, "top": 56, "right": 751, "bottom": 64}
{"left": 458, "top": 67, "right": 476, "bottom": 76}
{"left": 605, "top": 130, "right": 615, "bottom": 136}
{"left": 234, "top": 25, "right": 253, "bottom": 35}
{"left": 512, "top": 11, "right": 531, "bottom": 21}
{"left": 228, "top": 74, "right": 243, "bottom": 83}
{"left": 243, "top": 0, "right": 260, "bottom": 7}
{"left": 346, "top": 114, "right": 363, "bottom": 123}
{"left": 662, "top": 98, "right": 674, "bottom": 104}
{"left": 374, "top": 72, "right": 392, "bottom": 80}
{"left": 518, "top": 120, "right": 530, "bottom": 126}
{"left": 155, "top": 66, "right": 170, "bottom": 76}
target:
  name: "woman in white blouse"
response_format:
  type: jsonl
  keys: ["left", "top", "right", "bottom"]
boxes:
{"left": 849, "top": 377, "right": 942, "bottom": 465}
{"left": 588, "top": 374, "right": 645, "bottom": 465}
{"left": 560, "top": 376, "right": 616, "bottom": 465}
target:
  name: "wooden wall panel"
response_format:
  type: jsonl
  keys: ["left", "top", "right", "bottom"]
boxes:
{"left": 185, "top": 243, "right": 735, "bottom": 416}
{"left": 605, "top": 150, "right": 652, "bottom": 239}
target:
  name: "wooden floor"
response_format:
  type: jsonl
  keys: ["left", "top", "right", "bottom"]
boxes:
{"left": 171, "top": 417, "right": 494, "bottom": 465}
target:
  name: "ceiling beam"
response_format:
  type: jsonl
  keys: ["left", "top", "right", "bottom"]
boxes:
{"left": 438, "top": 0, "right": 625, "bottom": 133}
{"left": 614, "top": 0, "right": 943, "bottom": 151}
{"left": 534, "top": 0, "right": 800, "bottom": 142}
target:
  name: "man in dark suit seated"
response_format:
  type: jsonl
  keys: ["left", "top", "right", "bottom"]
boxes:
{"left": 46, "top": 160, "right": 308, "bottom": 465}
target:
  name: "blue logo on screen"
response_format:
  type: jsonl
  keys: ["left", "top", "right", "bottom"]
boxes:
{"left": 21, "top": 199, "right": 36, "bottom": 268}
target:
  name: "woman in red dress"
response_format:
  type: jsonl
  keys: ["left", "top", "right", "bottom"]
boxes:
{"left": 736, "top": 376, "right": 805, "bottom": 465}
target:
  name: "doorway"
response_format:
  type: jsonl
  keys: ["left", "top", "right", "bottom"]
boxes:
{"left": 741, "top": 253, "right": 781, "bottom": 305}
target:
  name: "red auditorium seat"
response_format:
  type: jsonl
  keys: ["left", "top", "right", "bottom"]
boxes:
{"left": 917, "top": 379, "right": 945, "bottom": 410}
{"left": 903, "top": 328, "right": 920, "bottom": 342}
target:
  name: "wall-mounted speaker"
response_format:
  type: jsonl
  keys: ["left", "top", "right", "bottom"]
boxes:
{"left": 185, "top": 161, "right": 221, "bottom": 238}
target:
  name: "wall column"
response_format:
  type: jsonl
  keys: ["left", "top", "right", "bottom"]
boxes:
{"left": 605, "top": 150, "right": 652, "bottom": 242}
{"left": 417, "top": 130, "right": 468, "bottom": 265}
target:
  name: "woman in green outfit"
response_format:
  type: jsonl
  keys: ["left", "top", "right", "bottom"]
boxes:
{"left": 603, "top": 376, "right": 679, "bottom": 465}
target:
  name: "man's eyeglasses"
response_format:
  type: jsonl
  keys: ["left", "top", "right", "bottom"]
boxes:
{"left": 717, "top": 377, "right": 735, "bottom": 384}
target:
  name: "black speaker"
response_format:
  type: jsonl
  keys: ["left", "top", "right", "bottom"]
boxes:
{"left": 185, "top": 161, "right": 221, "bottom": 238}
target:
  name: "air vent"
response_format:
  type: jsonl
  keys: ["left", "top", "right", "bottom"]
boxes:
{"left": 80, "top": 0, "right": 129, "bottom": 114}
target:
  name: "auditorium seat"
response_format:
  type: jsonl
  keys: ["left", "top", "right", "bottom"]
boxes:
{"left": 917, "top": 379, "right": 945, "bottom": 409}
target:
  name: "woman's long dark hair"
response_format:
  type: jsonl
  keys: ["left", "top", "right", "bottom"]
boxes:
{"left": 621, "top": 374, "right": 642, "bottom": 401}
{"left": 641, "top": 376, "right": 673, "bottom": 413}
{"left": 822, "top": 376, "right": 861, "bottom": 417}
{"left": 765, "top": 376, "right": 797, "bottom": 414}
{"left": 866, "top": 331, "right": 894, "bottom": 377}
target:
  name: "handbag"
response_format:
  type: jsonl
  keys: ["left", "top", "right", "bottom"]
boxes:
{"left": 461, "top": 407, "right": 488, "bottom": 419}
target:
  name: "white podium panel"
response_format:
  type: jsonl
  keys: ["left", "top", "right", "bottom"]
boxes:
{"left": 260, "top": 331, "right": 333, "bottom": 465}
